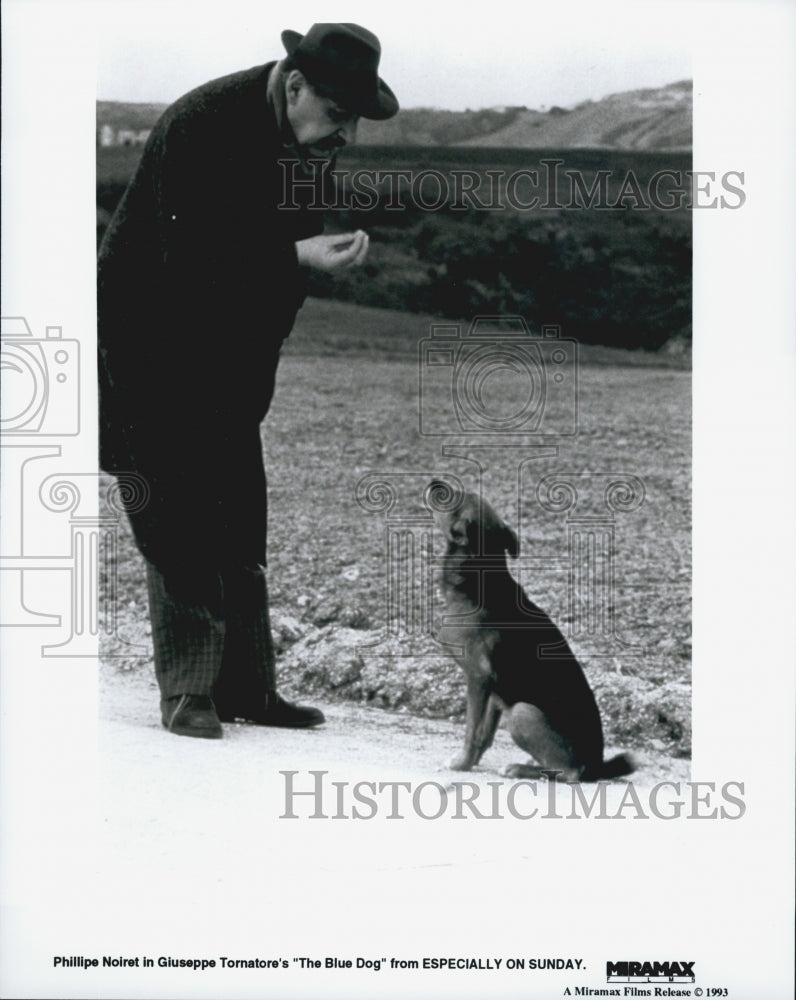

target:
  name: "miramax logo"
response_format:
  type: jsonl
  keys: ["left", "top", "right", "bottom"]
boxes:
{"left": 607, "top": 961, "right": 695, "bottom": 983}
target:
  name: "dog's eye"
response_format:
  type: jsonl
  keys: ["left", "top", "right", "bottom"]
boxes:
{"left": 450, "top": 519, "right": 468, "bottom": 543}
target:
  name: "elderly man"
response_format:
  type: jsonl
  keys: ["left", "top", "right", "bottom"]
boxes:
{"left": 98, "top": 24, "right": 398, "bottom": 738}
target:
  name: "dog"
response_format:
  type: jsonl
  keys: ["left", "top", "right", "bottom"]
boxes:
{"left": 430, "top": 482, "right": 635, "bottom": 782}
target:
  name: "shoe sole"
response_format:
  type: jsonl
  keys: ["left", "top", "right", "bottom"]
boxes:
{"left": 162, "top": 695, "right": 223, "bottom": 739}
{"left": 217, "top": 715, "right": 325, "bottom": 729}
{"left": 164, "top": 721, "right": 223, "bottom": 739}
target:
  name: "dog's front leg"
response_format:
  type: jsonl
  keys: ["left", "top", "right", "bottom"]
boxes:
{"left": 449, "top": 675, "right": 492, "bottom": 771}
{"left": 473, "top": 695, "right": 502, "bottom": 759}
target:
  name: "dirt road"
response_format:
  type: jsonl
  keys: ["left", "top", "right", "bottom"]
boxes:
{"left": 100, "top": 666, "right": 690, "bottom": 869}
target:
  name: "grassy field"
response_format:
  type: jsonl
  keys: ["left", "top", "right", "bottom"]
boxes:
{"left": 101, "top": 297, "right": 691, "bottom": 759}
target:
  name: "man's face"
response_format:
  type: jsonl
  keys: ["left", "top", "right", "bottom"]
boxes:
{"left": 285, "top": 70, "right": 359, "bottom": 158}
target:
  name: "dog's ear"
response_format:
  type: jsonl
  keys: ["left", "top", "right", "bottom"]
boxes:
{"left": 502, "top": 525, "right": 520, "bottom": 558}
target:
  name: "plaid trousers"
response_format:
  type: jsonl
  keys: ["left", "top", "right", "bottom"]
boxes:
{"left": 145, "top": 558, "right": 276, "bottom": 703}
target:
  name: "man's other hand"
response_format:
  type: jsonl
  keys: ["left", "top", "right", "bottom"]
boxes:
{"left": 295, "top": 230, "right": 369, "bottom": 271}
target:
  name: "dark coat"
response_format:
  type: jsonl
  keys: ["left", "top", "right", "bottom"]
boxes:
{"left": 98, "top": 62, "right": 327, "bottom": 568}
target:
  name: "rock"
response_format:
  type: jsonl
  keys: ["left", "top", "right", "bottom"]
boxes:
{"left": 277, "top": 627, "right": 692, "bottom": 756}
{"left": 277, "top": 625, "right": 462, "bottom": 715}
{"left": 270, "top": 610, "right": 305, "bottom": 653}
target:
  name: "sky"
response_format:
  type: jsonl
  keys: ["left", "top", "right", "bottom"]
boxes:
{"left": 96, "top": 0, "right": 694, "bottom": 109}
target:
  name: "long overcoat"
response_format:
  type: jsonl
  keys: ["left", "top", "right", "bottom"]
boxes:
{"left": 98, "top": 62, "right": 327, "bottom": 569}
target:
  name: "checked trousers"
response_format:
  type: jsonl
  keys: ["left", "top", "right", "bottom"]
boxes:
{"left": 144, "top": 558, "right": 277, "bottom": 705}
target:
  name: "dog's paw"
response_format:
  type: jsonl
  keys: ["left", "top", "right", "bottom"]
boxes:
{"left": 447, "top": 753, "right": 474, "bottom": 772}
{"left": 501, "top": 762, "right": 542, "bottom": 779}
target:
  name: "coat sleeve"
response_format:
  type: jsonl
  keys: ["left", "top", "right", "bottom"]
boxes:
{"left": 148, "top": 99, "right": 310, "bottom": 334}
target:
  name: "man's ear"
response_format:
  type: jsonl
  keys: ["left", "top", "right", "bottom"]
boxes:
{"left": 284, "top": 69, "right": 308, "bottom": 106}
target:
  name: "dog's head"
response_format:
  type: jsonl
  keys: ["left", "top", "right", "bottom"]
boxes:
{"left": 428, "top": 481, "right": 519, "bottom": 559}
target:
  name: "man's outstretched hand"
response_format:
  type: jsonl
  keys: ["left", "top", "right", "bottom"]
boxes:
{"left": 295, "top": 230, "right": 369, "bottom": 272}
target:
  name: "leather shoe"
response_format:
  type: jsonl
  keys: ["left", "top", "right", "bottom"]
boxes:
{"left": 161, "top": 694, "right": 223, "bottom": 739}
{"left": 217, "top": 692, "right": 325, "bottom": 728}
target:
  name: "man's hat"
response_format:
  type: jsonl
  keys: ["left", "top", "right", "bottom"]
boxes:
{"left": 281, "top": 23, "right": 399, "bottom": 121}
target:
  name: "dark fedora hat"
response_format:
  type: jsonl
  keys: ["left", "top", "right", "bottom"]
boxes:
{"left": 281, "top": 23, "right": 399, "bottom": 121}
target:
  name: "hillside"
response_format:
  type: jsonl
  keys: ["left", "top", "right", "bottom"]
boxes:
{"left": 97, "top": 100, "right": 168, "bottom": 130}
{"left": 97, "top": 80, "right": 691, "bottom": 151}
{"left": 456, "top": 80, "right": 692, "bottom": 151}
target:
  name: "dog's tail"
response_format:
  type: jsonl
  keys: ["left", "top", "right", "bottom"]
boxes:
{"left": 591, "top": 752, "right": 637, "bottom": 780}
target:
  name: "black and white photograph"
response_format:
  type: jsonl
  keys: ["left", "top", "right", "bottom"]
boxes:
{"left": 1, "top": 1, "right": 794, "bottom": 998}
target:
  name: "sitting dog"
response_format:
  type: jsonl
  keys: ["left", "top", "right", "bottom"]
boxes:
{"left": 430, "top": 482, "right": 635, "bottom": 782}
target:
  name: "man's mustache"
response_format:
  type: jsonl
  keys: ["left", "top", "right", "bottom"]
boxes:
{"left": 309, "top": 134, "right": 347, "bottom": 151}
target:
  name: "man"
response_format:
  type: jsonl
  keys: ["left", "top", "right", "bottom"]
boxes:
{"left": 98, "top": 24, "right": 398, "bottom": 738}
